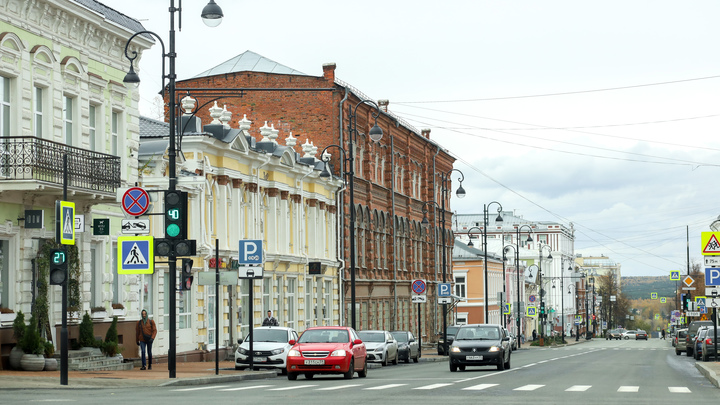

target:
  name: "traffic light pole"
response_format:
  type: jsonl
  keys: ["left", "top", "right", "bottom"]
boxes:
{"left": 60, "top": 154, "right": 68, "bottom": 385}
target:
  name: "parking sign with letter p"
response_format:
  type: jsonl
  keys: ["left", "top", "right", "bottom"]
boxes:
{"left": 706, "top": 268, "right": 720, "bottom": 286}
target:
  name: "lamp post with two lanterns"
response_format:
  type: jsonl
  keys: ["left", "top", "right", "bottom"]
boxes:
{"left": 537, "top": 244, "right": 552, "bottom": 344}
{"left": 466, "top": 202, "right": 503, "bottom": 323}
{"left": 122, "top": 0, "right": 224, "bottom": 379}
{"left": 320, "top": 99, "right": 383, "bottom": 331}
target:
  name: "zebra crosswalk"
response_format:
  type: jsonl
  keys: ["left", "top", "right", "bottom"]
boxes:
{"left": 170, "top": 382, "right": 694, "bottom": 394}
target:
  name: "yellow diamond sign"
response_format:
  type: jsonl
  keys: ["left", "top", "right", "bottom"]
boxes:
{"left": 683, "top": 275, "right": 695, "bottom": 287}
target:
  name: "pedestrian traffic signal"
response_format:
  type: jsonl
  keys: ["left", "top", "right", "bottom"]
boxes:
{"left": 49, "top": 248, "right": 67, "bottom": 285}
{"left": 181, "top": 259, "right": 193, "bottom": 290}
{"left": 164, "top": 190, "right": 188, "bottom": 240}
{"left": 540, "top": 303, "right": 546, "bottom": 314}
{"left": 155, "top": 238, "right": 196, "bottom": 257}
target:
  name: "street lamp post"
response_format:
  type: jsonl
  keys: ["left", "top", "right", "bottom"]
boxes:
{"left": 320, "top": 99, "right": 383, "bottom": 330}
{"left": 538, "top": 244, "right": 552, "bottom": 343}
{"left": 512, "top": 225, "right": 533, "bottom": 342}
{"left": 123, "top": 0, "right": 223, "bottom": 379}
{"left": 483, "top": 203, "right": 503, "bottom": 323}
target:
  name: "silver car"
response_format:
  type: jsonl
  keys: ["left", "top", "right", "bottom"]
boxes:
{"left": 359, "top": 330, "right": 399, "bottom": 366}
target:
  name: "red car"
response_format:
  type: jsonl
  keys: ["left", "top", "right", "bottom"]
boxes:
{"left": 286, "top": 326, "right": 367, "bottom": 380}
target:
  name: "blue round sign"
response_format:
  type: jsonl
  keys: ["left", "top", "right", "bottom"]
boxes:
{"left": 121, "top": 187, "right": 150, "bottom": 216}
{"left": 529, "top": 294, "right": 537, "bottom": 303}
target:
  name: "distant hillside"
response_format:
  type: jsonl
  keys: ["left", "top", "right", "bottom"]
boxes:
{"left": 621, "top": 276, "right": 676, "bottom": 300}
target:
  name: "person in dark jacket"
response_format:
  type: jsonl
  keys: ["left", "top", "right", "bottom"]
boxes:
{"left": 136, "top": 309, "right": 157, "bottom": 370}
{"left": 262, "top": 310, "right": 279, "bottom": 326}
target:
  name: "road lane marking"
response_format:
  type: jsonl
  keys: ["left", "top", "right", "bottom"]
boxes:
{"left": 668, "top": 387, "right": 691, "bottom": 393}
{"left": 454, "top": 369, "right": 509, "bottom": 383}
{"left": 316, "top": 384, "right": 362, "bottom": 391}
{"left": 566, "top": 385, "right": 592, "bottom": 392}
{"left": 414, "top": 383, "right": 454, "bottom": 390}
{"left": 514, "top": 384, "right": 545, "bottom": 391}
{"left": 269, "top": 385, "right": 318, "bottom": 391}
{"left": 219, "top": 385, "right": 273, "bottom": 391}
{"left": 171, "top": 385, "right": 230, "bottom": 392}
{"left": 617, "top": 386, "right": 639, "bottom": 392}
{"left": 365, "top": 384, "right": 407, "bottom": 390}
{"left": 463, "top": 383, "right": 498, "bottom": 391}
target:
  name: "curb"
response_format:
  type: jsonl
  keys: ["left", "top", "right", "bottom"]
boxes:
{"left": 695, "top": 362, "right": 720, "bottom": 389}
{"left": 159, "top": 370, "right": 277, "bottom": 387}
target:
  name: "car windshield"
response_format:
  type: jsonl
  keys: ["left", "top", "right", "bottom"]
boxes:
{"left": 298, "top": 329, "right": 349, "bottom": 343}
{"left": 392, "top": 332, "right": 408, "bottom": 342}
{"left": 244, "top": 329, "right": 288, "bottom": 343}
{"left": 456, "top": 327, "right": 500, "bottom": 340}
{"left": 447, "top": 326, "right": 460, "bottom": 336}
{"left": 358, "top": 332, "right": 385, "bottom": 342}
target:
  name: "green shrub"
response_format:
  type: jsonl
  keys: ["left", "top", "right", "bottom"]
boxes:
{"left": 102, "top": 317, "right": 122, "bottom": 357}
{"left": 19, "top": 314, "right": 44, "bottom": 355}
{"left": 78, "top": 312, "right": 96, "bottom": 348}
{"left": 43, "top": 340, "right": 55, "bottom": 357}
{"left": 12, "top": 310, "right": 25, "bottom": 343}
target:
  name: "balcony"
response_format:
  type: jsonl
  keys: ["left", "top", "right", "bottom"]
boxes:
{"left": 0, "top": 137, "right": 121, "bottom": 198}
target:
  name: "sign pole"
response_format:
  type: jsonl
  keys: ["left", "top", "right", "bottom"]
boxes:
{"left": 60, "top": 154, "right": 68, "bottom": 386}
{"left": 714, "top": 307, "right": 718, "bottom": 362}
{"left": 249, "top": 275, "right": 254, "bottom": 371}
{"left": 417, "top": 302, "right": 421, "bottom": 354}
{"left": 215, "top": 238, "right": 219, "bottom": 375}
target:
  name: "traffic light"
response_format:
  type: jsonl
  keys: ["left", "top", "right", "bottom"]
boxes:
{"left": 681, "top": 293, "right": 687, "bottom": 310}
{"left": 49, "top": 248, "right": 67, "bottom": 285}
{"left": 155, "top": 238, "right": 196, "bottom": 257}
{"left": 540, "top": 302, "right": 546, "bottom": 315}
{"left": 164, "top": 190, "right": 188, "bottom": 240}
{"left": 181, "top": 259, "right": 193, "bottom": 290}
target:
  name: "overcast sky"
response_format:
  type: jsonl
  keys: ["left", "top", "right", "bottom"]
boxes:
{"left": 102, "top": 0, "right": 720, "bottom": 277}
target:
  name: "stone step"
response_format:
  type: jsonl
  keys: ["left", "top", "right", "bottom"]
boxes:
{"left": 68, "top": 362, "right": 134, "bottom": 372}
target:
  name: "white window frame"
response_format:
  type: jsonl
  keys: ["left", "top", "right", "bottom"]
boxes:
{"left": 33, "top": 86, "right": 44, "bottom": 138}
{"left": 63, "top": 95, "right": 75, "bottom": 146}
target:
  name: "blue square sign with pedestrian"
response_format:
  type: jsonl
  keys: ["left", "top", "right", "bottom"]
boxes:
{"left": 118, "top": 236, "right": 154, "bottom": 274}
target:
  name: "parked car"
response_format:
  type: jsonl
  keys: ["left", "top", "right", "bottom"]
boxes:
{"left": 448, "top": 324, "right": 511, "bottom": 372}
{"left": 437, "top": 325, "right": 461, "bottom": 355}
{"left": 701, "top": 327, "right": 718, "bottom": 362}
{"left": 607, "top": 329, "right": 623, "bottom": 340}
{"left": 621, "top": 330, "right": 637, "bottom": 340}
{"left": 693, "top": 326, "right": 712, "bottom": 360}
{"left": 286, "top": 326, "right": 367, "bottom": 380}
{"left": 686, "top": 321, "right": 714, "bottom": 356}
{"left": 635, "top": 330, "right": 648, "bottom": 340}
{"left": 675, "top": 329, "right": 688, "bottom": 356}
{"left": 507, "top": 330, "right": 518, "bottom": 350}
{"left": 391, "top": 331, "right": 420, "bottom": 363}
{"left": 235, "top": 326, "right": 298, "bottom": 374}
{"left": 358, "top": 330, "right": 398, "bottom": 366}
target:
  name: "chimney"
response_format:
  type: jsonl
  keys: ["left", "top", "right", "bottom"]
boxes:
{"left": 421, "top": 128, "right": 431, "bottom": 139}
{"left": 378, "top": 99, "right": 389, "bottom": 113}
{"left": 322, "top": 63, "right": 336, "bottom": 82}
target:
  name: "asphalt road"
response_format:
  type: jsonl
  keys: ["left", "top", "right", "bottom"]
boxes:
{"left": 3, "top": 339, "right": 717, "bottom": 404}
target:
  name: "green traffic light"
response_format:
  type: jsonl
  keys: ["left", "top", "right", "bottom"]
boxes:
{"left": 166, "top": 223, "right": 180, "bottom": 238}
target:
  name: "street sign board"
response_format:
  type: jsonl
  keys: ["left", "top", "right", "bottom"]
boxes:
{"left": 438, "top": 282, "right": 451, "bottom": 297}
{"left": 683, "top": 275, "right": 695, "bottom": 287}
{"left": 705, "top": 256, "right": 720, "bottom": 267}
{"left": 117, "top": 236, "right": 154, "bottom": 274}
{"left": 238, "top": 240, "right": 264, "bottom": 279}
{"left": 574, "top": 315, "right": 582, "bottom": 325}
{"left": 529, "top": 295, "right": 537, "bottom": 303}
{"left": 706, "top": 268, "right": 720, "bottom": 286}
{"left": 686, "top": 311, "right": 701, "bottom": 317}
{"left": 706, "top": 287, "right": 720, "bottom": 297}
{"left": 198, "top": 271, "right": 239, "bottom": 286}
{"left": 74, "top": 215, "right": 84, "bottom": 233}
{"left": 660, "top": 297, "right": 666, "bottom": 303}
{"left": 610, "top": 295, "right": 616, "bottom": 301}
{"left": 708, "top": 298, "right": 720, "bottom": 308}
{"left": 650, "top": 292, "right": 658, "bottom": 299}
{"left": 24, "top": 210, "right": 43, "bottom": 229}
{"left": 93, "top": 218, "right": 110, "bottom": 236}
{"left": 437, "top": 297, "right": 451, "bottom": 304}
{"left": 412, "top": 295, "right": 427, "bottom": 303}
{"left": 681, "top": 287, "right": 696, "bottom": 290}
{"left": 670, "top": 270, "right": 680, "bottom": 281}
{"left": 526, "top": 306, "right": 537, "bottom": 317}
{"left": 57, "top": 201, "right": 75, "bottom": 245}
{"left": 503, "top": 303, "right": 511, "bottom": 315}
{"left": 121, "top": 219, "right": 150, "bottom": 235}
{"left": 121, "top": 187, "right": 150, "bottom": 217}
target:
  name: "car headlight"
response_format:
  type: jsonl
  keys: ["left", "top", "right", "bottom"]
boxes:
{"left": 270, "top": 348, "right": 284, "bottom": 355}
{"left": 450, "top": 346, "right": 461, "bottom": 353}
{"left": 238, "top": 348, "right": 248, "bottom": 355}
{"left": 288, "top": 349, "right": 301, "bottom": 357}
{"left": 488, "top": 346, "right": 500, "bottom": 352}
{"left": 330, "top": 349, "right": 347, "bottom": 357}
{"left": 374, "top": 348, "right": 384, "bottom": 353}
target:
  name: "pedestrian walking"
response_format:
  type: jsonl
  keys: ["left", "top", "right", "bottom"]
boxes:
{"left": 661, "top": 328, "right": 666, "bottom": 340}
{"left": 136, "top": 309, "right": 157, "bottom": 370}
{"left": 532, "top": 329, "right": 537, "bottom": 341}
{"left": 262, "top": 310, "right": 279, "bottom": 326}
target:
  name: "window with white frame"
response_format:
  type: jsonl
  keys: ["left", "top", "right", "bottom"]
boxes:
{"left": 286, "top": 277, "right": 296, "bottom": 329}
{"left": 263, "top": 276, "right": 271, "bottom": 313}
{"left": 0, "top": 240, "right": 9, "bottom": 308}
{"left": 323, "top": 279, "right": 332, "bottom": 325}
{"left": 239, "top": 279, "right": 250, "bottom": 338}
{"left": 454, "top": 275, "right": 467, "bottom": 299}
{"left": 164, "top": 272, "right": 191, "bottom": 329}
{"left": 33, "top": 87, "right": 44, "bottom": 138}
{"left": 63, "top": 96, "right": 74, "bottom": 146}
{"left": 0, "top": 77, "right": 10, "bottom": 137}
{"left": 88, "top": 104, "right": 98, "bottom": 151}
{"left": 305, "top": 278, "right": 314, "bottom": 327}
{"left": 111, "top": 111, "right": 119, "bottom": 156}
{"left": 90, "top": 244, "right": 100, "bottom": 307}
{"left": 112, "top": 242, "right": 120, "bottom": 304}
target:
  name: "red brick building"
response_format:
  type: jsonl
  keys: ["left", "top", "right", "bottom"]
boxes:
{"left": 173, "top": 51, "right": 458, "bottom": 340}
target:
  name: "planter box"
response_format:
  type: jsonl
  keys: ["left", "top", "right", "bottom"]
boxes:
{"left": 91, "top": 311, "right": 107, "bottom": 320}
{"left": 112, "top": 309, "right": 125, "bottom": 317}
{"left": 0, "top": 312, "right": 16, "bottom": 323}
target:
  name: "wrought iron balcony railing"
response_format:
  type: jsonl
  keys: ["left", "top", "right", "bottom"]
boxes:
{"left": 0, "top": 136, "right": 121, "bottom": 194}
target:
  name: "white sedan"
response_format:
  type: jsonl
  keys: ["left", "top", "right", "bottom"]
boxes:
{"left": 621, "top": 330, "right": 638, "bottom": 340}
{"left": 235, "top": 326, "right": 298, "bottom": 374}
{"left": 359, "top": 330, "right": 399, "bottom": 366}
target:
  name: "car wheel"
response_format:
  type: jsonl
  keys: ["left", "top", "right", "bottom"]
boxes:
{"left": 686, "top": 349, "right": 692, "bottom": 357}
{"left": 496, "top": 357, "right": 504, "bottom": 371}
{"left": 676, "top": 350, "right": 681, "bottom": 356}
{"left": 504, "top": 353, "right": 511, "bottom": 370}
{"left": 382, "top": 352, "right": 388, "bottom": 366}
{"left": 392, "top": 352, "right": 398, "bottom": 365}
{"left": 287, "top": 372, "right": 298, "bottom": 381}
{"left": 449, "top": 362, "right": 457, "bottom": 372}
{"left": 459, "top": 365, "right": 466, "bottom": 371}
{"left": 343, "top": 360, "right": 354, "bottom": 380}
{"left": 624, "top": 336, "right": 629, "bottom": 340}
{"left": 413, "top": 351, "right": 419, "bottom": 363}
{"left": 405, "top": 356, "right": 410, "bottom": 364}
{"left": 281, "top": 368, "right": 288, "bottom": 376}
{"left": 358, "top": 359, "right": 368, "bottom": 378}
{"left": 305, "top": 373, "right": 314, "bottom": 379}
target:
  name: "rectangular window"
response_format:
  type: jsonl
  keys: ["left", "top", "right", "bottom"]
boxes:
{"left": 287, "top": 278, "right": 296, "bottom": 329}
{"left": 0, "top": 77, "right": 10, "bottom": 136}
{"left": 63, "top": 96, "right": 73, "bottom": 146}
{"left": 89, "top": 104, "right": 97, "bottom": 151}
{"left": 112, "top": 243, "right": 120, "bottom": 304}
{"left": 538, "top": 234, "right": 548, "bottom": 244}
{"left": 305, "top": 278, "right": 313, "bottom": 327}
{"left": 164, "top": 272, "right": 191, "bottom": 329}
{"left": 34, "top": 87, "right": 43, "bottom": 138}
{"left": 141, "top": 273, "right": 153, "bottom": 317}
{"left": 239, "top": 279, "right": 250, "bottom": 338}
{"left": 323, "top": 280, "right": 331, "bottom": 326}
{"left": 111, "top": 111, "right": 119, "bottom": 155}
{"left": 455, "top": 276, "right": 467, "bottom": 299}
{"left": 0, "top": 240, "right": 8, "bottom": 307}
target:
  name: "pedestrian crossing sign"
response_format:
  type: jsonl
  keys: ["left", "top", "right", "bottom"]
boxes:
{"left": 503, "top": 303, "right": 511, "bottom": 315}
{"left": 670, "top": 271, "right": 680, "bottom": 281}
{"left": 526, "top": 306, "right": 537, "bottom": 317}
{"left": 57, "top": 201, "right": 75, "bottom": 245}
{"left": 118, "top": 236, "right": 154, "bottom": 274}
